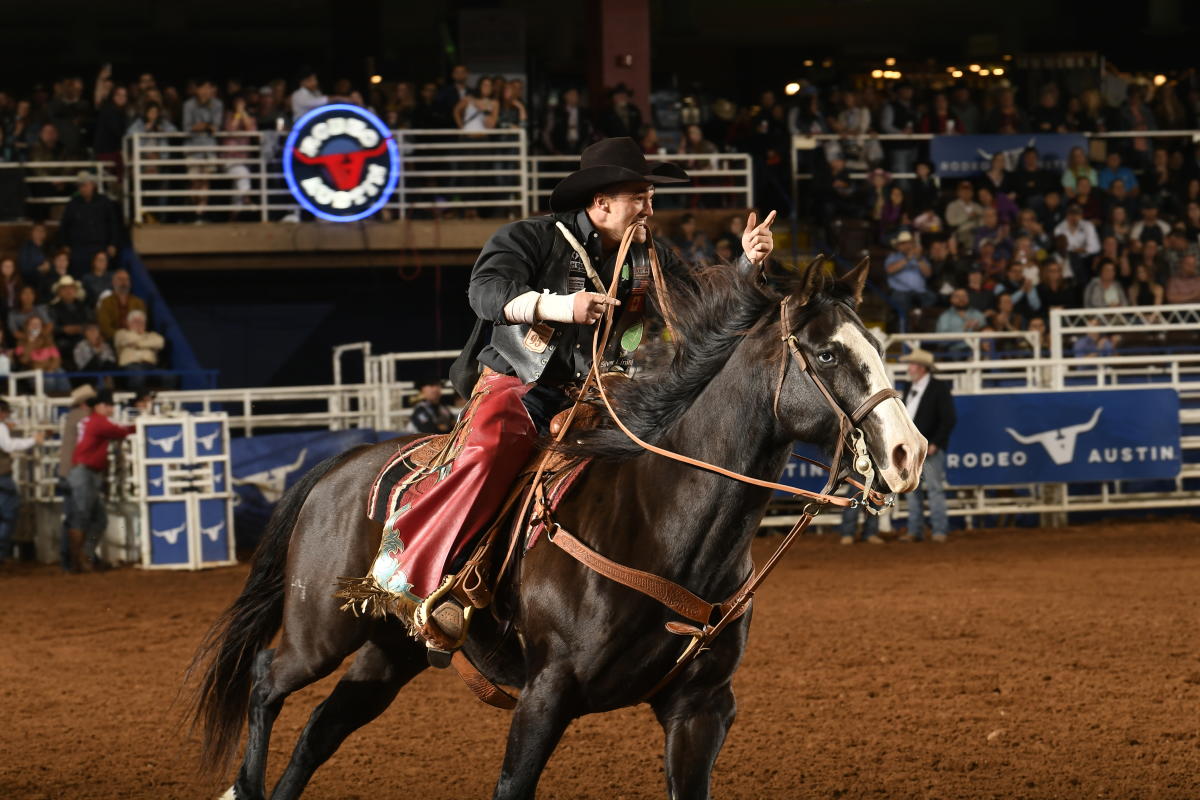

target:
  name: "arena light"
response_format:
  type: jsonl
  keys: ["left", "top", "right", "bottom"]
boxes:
{"left": 951, "top": 70, "right": 964, "bottom": 78}
{"left": 803, "top": 59, "right": 814, "bottom": 67}
{"left": 946, "top": 66, "right": 957, "bottom": 73}
{"left": 822, "top": 58, "right": 833, "bottom": 67}
{"left": 785, "top": 82, "right": 801, "bottom": 96}
{"left": 885, "top": 57, "right": 896, "bottom": 66}
{"left": 871, "top": 69, "right": 884, "bottom": 79}
{"left": 993, "top": 67, "right": 1005, "bottom": 77}
{"left": 1154, "top": 74, "right": 1167, "bottom": 86}
{"left": 1003, "top": 53, "right": 1013, "bottom": 61}
{"left": 369, "top": 74, "right": 383, "bottom": 85}
{"left": 968, "top": 64, "right": 981, "bottom": 72}
{"left": 979, "top": 69, "right": 991, "bottom": 76}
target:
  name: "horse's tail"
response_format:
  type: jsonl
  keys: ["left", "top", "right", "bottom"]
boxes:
{"left": 186, "top": 445, "right": 367, "bottom": 775}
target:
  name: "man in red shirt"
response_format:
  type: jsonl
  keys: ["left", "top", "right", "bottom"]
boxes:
{"left": 66, "top": 390, "right": 134, "bottom": 571}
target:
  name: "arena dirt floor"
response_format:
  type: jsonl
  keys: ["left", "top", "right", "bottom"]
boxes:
{"left": 1, "top": 519, "right": 1197, "bottom": 800}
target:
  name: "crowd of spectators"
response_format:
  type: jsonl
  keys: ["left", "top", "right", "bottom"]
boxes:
{"left": 3, "top": 61, "right": 1200, "bottom": 353}
{"left": 854, "top": 137, "right": 1200, "bottom": 355}
{"left": 1, "top": 217, "right": 159, "bottom": 392}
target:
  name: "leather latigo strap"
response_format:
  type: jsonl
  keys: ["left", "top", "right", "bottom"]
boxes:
{"left": 451, "top": 651, "right": 517, "bottom": 710}
{"left": 548, "top": 525, "right": 753, "bottom": 628}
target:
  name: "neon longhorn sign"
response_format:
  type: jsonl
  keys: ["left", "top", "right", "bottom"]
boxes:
{"left": 283, "top": 104, "right": 400, "bottom": 222}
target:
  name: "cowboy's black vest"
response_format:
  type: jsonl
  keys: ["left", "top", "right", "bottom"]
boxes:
{"left": 450, "top": 210, "right": 685, "bottom": 397}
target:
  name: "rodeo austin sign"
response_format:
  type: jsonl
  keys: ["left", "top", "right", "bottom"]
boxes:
{"left": 944, "top": 388, "right": 1181, "bottom": 485}
{"left": 283, "top": 104, "right": 400, "bottom": 222}
{"left": 774, "top": 388, "right": 1180, "bottom": 494}
{"left": 929, "top": 133, "right": 1086, "bottom": 179}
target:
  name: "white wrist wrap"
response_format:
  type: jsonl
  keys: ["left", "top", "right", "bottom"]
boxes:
{"left": 502, "top": 291, "right": 540, "bottom": 324}
{"left": 534, "top": 292, "right": 576, "bottom": 323}
{"left": 503, "top": 290, "right": 577, "bottom": 324}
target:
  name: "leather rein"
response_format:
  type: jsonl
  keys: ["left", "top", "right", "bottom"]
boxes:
{"left": 520, "top": 223, "right": 901, "bottom": 701}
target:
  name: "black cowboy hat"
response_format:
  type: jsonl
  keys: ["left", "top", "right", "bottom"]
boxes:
{"left": 550, "top": 137, "right": 690, "bottom": 212}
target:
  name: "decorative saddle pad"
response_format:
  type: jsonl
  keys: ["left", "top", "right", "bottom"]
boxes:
{"left": 343, "top": 429, "right": 591, "bottom": 622}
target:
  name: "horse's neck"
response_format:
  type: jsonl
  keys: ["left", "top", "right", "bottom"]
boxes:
{"left": 631, "top": 335, "right": 789, "bottom": 593}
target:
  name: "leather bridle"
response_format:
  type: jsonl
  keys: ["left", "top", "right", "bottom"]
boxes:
{"left": 773, "top": 294, "right": 902, "bottom": 505}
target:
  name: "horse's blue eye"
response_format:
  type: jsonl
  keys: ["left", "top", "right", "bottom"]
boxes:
{"left": 817, "top": 351, "right": 835, "bottom": 365}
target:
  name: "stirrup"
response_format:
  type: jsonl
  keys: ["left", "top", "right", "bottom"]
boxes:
{"left": 413, "top": 573, "right": 475, "bottom": 668}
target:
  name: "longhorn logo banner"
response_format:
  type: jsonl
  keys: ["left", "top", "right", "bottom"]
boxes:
{"left": 945, "top": 389, "right": 1181, "bottom": 485}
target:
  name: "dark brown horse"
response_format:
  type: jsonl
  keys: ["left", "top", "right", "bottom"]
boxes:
{"left": 190, "top": 259, "right": 925, "bottom": 800}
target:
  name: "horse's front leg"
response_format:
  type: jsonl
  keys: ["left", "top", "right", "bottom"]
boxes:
{"left": 492, "top": 666, "right": 578, "bottom": 800}
{"left": 652, "top": 680, "right": 737, "bottom": 800}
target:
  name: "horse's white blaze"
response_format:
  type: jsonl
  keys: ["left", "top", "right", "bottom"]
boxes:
{"left": 831, "top": 323, "right": 926, "bottom": 493}
{"left": 219, "top": 787, "right": 237, "bottom": 800}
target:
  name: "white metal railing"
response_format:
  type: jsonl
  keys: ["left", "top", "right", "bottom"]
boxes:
{"left": 125, "top": 129, "right": 756, "bottom": 223}
{"left": 127, "top": 128, "right": 527, "bottom": 223}
{"left": 527, "top": 153, "right": 753, "bottom": 210}
{"left": 0, "top": 160, "right": 119, "bottom": 213}
{"left": 1049, "top": 303, "right": 1200, "bottom": 362}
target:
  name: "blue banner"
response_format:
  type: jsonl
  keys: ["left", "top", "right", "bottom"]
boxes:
{"left": 773, "top": 389, "right": 1181, "bottom": 494}
{"left": 930, "top": 133, "right": 1086, "bottom": 178}
{"left": 231, "top": 429, "right": 402, "bottom": 547}
{"left": 775, "top": 444, "right": 836, "bottom": 497}
{"left": 946, "top": 389, "right": 1180, "bottom": 485}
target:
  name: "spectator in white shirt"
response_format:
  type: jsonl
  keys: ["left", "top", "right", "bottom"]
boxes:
{"left": 1053, "top": 204, "right": 1100, "bottom": 276}
{"left": 1129, "top": 198, "right": 1172, "bottom": 246}
{"left": 290, "top": 69, "right": 329, "bottom": 120}
{"left": 0, "top": 399, "right": 44, "bottom": 565}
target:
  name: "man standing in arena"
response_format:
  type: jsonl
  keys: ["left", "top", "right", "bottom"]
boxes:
{"left": 408, "top": 379, "right": 455, "bottom": 435}
{"left": 0, "top": 400, "right": 44, "bottom": 567}
{"left": 353, "top": 136, "right": 775, "bottom": 613}
{"left": 67, "top": 389, "right": 134, "bottom": 571}
{"left": 899, "top": 349, "right": 956, "bottom": 542}
{"left": 58, "top": 384, "right": 96, "bottom": 570}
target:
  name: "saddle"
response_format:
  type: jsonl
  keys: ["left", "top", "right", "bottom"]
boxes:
{"left": 338, "top": 395, "right": 597, "bottom": 674}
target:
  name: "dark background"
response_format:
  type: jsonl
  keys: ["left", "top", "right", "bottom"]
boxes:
{"left": 3, "top": 0, "right": 1194, "bottom": 99}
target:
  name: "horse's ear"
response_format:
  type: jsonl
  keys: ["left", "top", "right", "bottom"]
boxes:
{"left": 840, "top": 257, "right": 870, "bottom": 308}
{"left": 795, "top": 254, "right": 826, "bottom": 305}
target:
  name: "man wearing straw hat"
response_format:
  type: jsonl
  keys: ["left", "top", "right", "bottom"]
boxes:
{"left": 898, "top": 348, "right": 956, "bottom": 542}
{"left": 360, "top": 136, "right": 777, "bottom": 609}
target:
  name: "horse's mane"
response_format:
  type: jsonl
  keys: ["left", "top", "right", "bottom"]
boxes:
{"left": 569, "top": 260, "right": 860, "bottom": 461}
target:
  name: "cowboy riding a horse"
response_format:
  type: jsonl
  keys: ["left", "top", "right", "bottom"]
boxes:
{"left": 190, "top": 136, "right": 927, "bottom": 800}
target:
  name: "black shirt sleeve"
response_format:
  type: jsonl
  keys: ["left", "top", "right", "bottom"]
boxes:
{"left": 467, "top": 219, "right": 547, "bottom": 325}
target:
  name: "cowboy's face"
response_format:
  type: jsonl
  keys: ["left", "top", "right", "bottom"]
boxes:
{"left": 597, "top": 181, "right": 655, "bottom": 243}
{"left": 907, "top": 363, "right": 928, "bottom": 382}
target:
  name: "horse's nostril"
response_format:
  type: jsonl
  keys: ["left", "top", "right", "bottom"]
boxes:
{"left": 891, "top": 443, "right": 910, "bottom": 473}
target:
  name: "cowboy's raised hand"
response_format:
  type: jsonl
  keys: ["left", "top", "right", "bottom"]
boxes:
{"left": 742, "top": 209, "right": 777, "bottom": 265}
